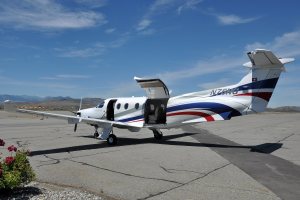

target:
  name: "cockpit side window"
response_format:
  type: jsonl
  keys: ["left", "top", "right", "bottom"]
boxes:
{"left": 96, "top": 101, "right": 105, "bottom": 108}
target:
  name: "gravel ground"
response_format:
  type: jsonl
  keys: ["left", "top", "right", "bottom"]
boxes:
{"left": 0, "top": 182, "right": 107, "bottom": 200}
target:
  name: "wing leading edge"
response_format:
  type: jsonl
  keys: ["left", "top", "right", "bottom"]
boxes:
{"left": 17, "top": 109, "right": 143, "bottom": 128}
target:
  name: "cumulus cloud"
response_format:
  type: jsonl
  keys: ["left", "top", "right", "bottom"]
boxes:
{"left": 0, "top": 0, "right": 106, "bottom": 30}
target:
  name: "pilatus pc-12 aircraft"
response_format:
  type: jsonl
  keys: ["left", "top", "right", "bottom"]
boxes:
{"left": 5, "top": 49, "right": 295, "bottom": 145}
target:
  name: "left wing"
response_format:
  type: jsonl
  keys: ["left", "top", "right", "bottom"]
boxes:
{"left": 14, "top": 108, "right": 143, "bottom": 128}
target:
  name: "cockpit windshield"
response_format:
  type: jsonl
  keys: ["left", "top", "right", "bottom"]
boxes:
{"left": 96, "top": 101, "right": 105, "bottom": 108}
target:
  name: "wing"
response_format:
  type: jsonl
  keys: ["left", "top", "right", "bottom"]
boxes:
{"left": 16, "top": 109, "right": 143, "bottom": 128}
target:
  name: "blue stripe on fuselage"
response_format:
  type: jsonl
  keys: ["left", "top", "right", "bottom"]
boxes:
{"left": 167, "top": 102, "right": 241, "bottom": 117}
{"left": 118, "top": 115, "right": 144, "bottom": 122}
{"left": 237, "top": 77, "right": 279, "bottom": 91}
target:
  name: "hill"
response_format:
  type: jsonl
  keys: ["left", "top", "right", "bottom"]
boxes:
{"left": 0, "top": 95, "right": 103, "bottom": 111}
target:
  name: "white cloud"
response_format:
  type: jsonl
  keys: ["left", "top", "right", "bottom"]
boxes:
{"left": 156, "top": 55, "right": 244, "bottom": 85}
{"left": 56, "top": 34, "right": 130, "bottom": 58}
{"left": 56, "top": 43, "right": 106, "bottom": 58}
{"left": 139, "top": 29, "right": 156, "bottom": 36}
{"left": 105, "top": 28, "right": 116, "bottom": 34}
{"left": 40, "top": 74, "right": 91, "bottom": 80}
{"left": 246, "top": 30, "right": 300, "bottom": 58}
{"left": 136, "top": 19, "right": 152, "bottom": 31}
{"left": 216, "top": 14, "right": 259, "bottom": 25}
{"left": 136, "top": 0, "right": 178, "bottom": 32}
{"left": 0, "top": 0, "right": 107, "bottom": 30}
{"left": 177, "top": 0, "right": 202, "bottom": 15}
{"left": 0, "top": 75, "right": 77, "bottom": 90}
{"left": 149, "top": 0, "right": 178, "bottom": 13}
{"left": 99, "top": 54, "right": 245, "bottom": 98}
{"left": 75, "top": 0, "right": 107, "bottom": 8}
{"left": 198, "top": 78, "right": 232, "bottom": 90}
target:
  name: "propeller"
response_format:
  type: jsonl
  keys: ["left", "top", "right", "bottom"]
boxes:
{"left": 74, "top": 97, "right": 83, "bottom": 132}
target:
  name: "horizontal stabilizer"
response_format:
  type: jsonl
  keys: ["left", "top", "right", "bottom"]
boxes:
{"left": 243, "top": 49, "right": 295, "bottom": 73}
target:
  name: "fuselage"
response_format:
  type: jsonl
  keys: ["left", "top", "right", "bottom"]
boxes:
{"left": 78, "top": 91, "right": 248, "bottom": 130}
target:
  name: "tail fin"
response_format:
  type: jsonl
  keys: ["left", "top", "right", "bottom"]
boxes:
{"left": 236, "top": 49, "right": 294, "bottom": 113}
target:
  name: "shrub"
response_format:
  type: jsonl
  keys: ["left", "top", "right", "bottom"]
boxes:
{"left": 0, "top": 139, "right": 35, "bottom": 191}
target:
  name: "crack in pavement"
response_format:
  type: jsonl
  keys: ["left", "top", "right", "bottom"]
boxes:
{"left": 159, "top": 166, "right": 204, "bottom": 175}
{"left": 277, "top": 133, "right": 295, "bottom": 143}
{"left": 35, "top": 149, "right": 121, "bottom": 168}
{"left": 36, "top": 155, "right": 61, "bottom": 167}
{"left": 16, "top": 140, "right": 30, "bottom": 148}
{"left": 139, "top": 163, "right": 231, "bottom": 200}
{"left": 69, "top": 159, "right": 184, "bottom": 185}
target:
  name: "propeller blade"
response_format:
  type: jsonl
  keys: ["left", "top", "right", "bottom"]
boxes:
{"left": 74, "top": 123, "right": 78, "bottom": 132}
{"left": 79, "top": 97, "right": 83, "bottom": 110}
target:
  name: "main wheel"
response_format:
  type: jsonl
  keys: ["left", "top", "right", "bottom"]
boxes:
{"left": 154, "top": 133, "right": 163, "bottom": 140}
{"left": 94, "top": 132, "right": 99, "bottom": 138}
{"left": 153, "top": 130, "right": 163, "bottom": 140}
{"left": 107, "top": 134, "right": 117, "bottom": 145}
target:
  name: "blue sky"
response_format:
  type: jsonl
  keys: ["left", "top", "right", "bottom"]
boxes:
{"left": 0, "top": 0, "right": 300, "bottom": 107}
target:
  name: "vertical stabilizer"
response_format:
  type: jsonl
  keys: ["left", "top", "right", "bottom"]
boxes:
{"left": 237, "top": 49, "right": 294, "bottom": 113}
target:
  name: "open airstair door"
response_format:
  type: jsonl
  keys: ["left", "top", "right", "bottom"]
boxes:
{"left": 134, "top": 77, "right": 170, "bottom": 125}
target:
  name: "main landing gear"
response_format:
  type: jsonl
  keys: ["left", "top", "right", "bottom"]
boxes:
{"left": 93, "top": 125, "right": 118, "bottom": 145}
{"left": 153, "top": 129, "right": 163, "bottom": 140}
{"left": 107, "top": 134, "right": 117, "bottom": 145}
{"left": 93, "top": 126, "right": 99, "bottom": 138}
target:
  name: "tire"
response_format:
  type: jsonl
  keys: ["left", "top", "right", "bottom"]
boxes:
{"left": 154, "top": 133, "right": 163, "bottom": 140}
{"left": 107, "top": 134, "right": 117, "bottom": 145}
{"left": 94, "top": 132, "right": 99, "bottom": 138}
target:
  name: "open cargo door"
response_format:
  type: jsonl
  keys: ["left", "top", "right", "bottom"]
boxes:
{"left": 134, "top": 77, "right": 169, "bottom": 124}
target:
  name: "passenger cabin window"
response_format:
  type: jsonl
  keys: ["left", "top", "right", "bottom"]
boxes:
{"left": 124, "top": 103, "right": 129, "bottom": 110}
{"left": 135, "top": 103, "right": 139, "bottom": 110}
{"left": 117, "top": 103, "right": 121, "bottom": 109}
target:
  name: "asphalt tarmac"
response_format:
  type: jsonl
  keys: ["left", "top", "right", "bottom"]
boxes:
{"left": 0, "top": 111, "right": 299, "bottom": 200}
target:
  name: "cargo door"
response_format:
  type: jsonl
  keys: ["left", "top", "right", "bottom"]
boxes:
{"left": 134, "top": 77, "right": 169, "bottom": 124}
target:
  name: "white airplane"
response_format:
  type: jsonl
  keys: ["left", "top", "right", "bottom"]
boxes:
{"left": 4, "top": 49, "right": 295, "bottom": 145}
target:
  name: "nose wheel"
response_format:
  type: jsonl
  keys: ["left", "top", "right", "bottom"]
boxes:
{"left": 153, "top": 129, "right": 163, "bottom": 140}
{"left": 94, "top": 131, "right": 99, "bottom": 138}
{"left": 107, "top": 134, "right": 117, "bottom": 145}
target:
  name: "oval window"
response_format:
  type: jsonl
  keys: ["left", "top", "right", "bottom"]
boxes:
{"left": 135, "top": 103, "right": 139, "bottom": 109}
{"left": 124, "top": 103, "right": 129, "bottom": 110}
{"left": 117, "top": 103, "right": 121, "bottom": 109}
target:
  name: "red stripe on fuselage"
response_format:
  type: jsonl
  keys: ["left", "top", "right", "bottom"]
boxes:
{"left": 235, "top": 92, "right": 273, "bottom": 101}
{"left": 167, "top": 111, "right": 214, "bottom": 121}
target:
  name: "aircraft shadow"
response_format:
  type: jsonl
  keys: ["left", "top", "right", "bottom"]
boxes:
{"left": 30, "top": 132, "right": 283, "bottom": 156}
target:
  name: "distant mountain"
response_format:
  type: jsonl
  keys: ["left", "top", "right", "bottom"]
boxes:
{"left": 0, "top": 94, "right": 44, "bottom": 102}
{"left": 0, "top": 94, "right": 103, "bottom": 111}
{"left": 267, "top": 106, "right": 300, "bottom": 113}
